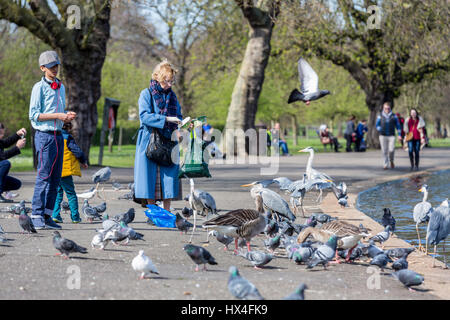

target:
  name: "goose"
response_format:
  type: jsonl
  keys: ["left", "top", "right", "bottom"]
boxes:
{"left": 288, "top": 58, "right": 330, "bottom": 105}
{"left": 413, "top": 184, "right": 433, "bottom": 252}
{"left": 202, "top": 193, "right": 268, "bottom": 254}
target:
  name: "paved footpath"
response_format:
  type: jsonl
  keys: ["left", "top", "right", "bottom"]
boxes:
{"left": 0, "top": 147, "right": 449, "bottom": 300}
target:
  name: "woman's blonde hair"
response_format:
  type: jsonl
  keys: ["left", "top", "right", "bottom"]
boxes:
{"left": 152, "top": 59, "right": 177, "bottom": 83}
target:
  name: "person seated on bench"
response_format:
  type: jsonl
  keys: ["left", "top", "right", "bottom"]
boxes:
{"left": 0, "top": 123, "right": 27, "bottom": 203}
{"left": 318, "top": 125, "right": 340, "bottom": 152}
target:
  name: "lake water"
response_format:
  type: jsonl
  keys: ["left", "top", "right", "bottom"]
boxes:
{"left": 356, "top": 169, "right": 450, "bottom": 266}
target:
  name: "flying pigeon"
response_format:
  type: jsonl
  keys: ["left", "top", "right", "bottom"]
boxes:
{"left": 112, "top": 208, "right": 135, "bottom": 224}
{"left": 381, "top": 208, "right": 396, "bottom": 234}
{"left": 132, "top": 250, "right": 159, "bottom": 280}
{"left": 283, "top": 283, "right": 307, "bottom": 300}
{"left": 306, "top": 235, "right": 338, "bottom": 269}
{"left": 175, "top": 213, "right": 193, "bottom": 234}
{"left": 208, "top": 230, "right": 233, "bottom": 251}
{"left": 52, "top": 231, "right": 88, "bottom": 258}
{"left": 238, "top": 250, "right": 273, "bottom": 269}
{"left": 18, "top": 207, "right": 36, "bottom": 234}
{"left": 228, "top": 266, "right": 264, "bottom": 300}
{"left": 392, "top": 269, "right": 425, "bottom": 291}
{"left": 287, "top": 58, "right": 330, "bottom": 105}
{"left": 183, "top": 244, "right": 217, "bottom": 272}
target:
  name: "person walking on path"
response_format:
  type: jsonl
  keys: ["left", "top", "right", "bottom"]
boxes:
{"left": 404, "top": 108, "right": 426, "bottom": 171}
{"left": 375, "top": 102, "right": 402, "bottom": 170}
{"left": 29, "top": 51, "right": 76, "bottom": 230}
{"left": 134, "top": 59, "right": 182, "bottom": 211}
{"left": 52, "top": 122, "right": 88, "bottom": 223}
{"left": 344, "top": 115, "right": 356, "bottom": 152}
{"left": 0, "top": 123, "right": 26, "bottom": 203}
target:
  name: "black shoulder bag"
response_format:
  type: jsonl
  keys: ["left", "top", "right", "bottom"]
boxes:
{"left": 145, "top": 89, "right": 178, "bottom": 167}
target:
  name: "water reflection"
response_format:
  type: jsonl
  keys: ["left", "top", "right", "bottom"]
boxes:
{"left": 357, "top": 170, "right": 449, "bottom": 266}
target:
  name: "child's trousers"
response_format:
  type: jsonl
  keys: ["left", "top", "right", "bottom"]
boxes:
{"left": 52, "top": 175, "right": 80, "bottom": 221}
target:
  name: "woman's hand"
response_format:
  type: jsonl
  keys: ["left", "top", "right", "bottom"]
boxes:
{"left": 16, "top": 128, "right": 27, "bottom": 138}
{"left": 166, "top": 116, "right": 181, "bottom": 125}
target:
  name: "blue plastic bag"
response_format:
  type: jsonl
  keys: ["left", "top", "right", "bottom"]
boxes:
{"left": 145, "top": 204, "right": 176, "bottom": 228}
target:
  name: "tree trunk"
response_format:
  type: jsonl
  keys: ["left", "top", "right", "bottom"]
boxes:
{"left": 434, "top": 116, "right": 442, "bottom": 138}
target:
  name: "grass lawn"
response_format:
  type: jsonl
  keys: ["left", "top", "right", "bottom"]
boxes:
{"left": 9, "top": 137, "right": 450, "bottom": 172}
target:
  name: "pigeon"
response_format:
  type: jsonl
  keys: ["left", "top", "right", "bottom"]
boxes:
{"left": 392, "top": 253, "right": 409, "bottom": 271}
{"left": 183, "top": 244, "right": 217, "bottom": 272}
{"left": 306, "top": 235, "right": 338, "bottom": 269}
{"left": 283, "top": 283, "right": 307, "bottom": 300}
{"left": 91, "top": 231, "right": 109, "bottom": 250}
{"left": 61, "top": 201, "right": 70, "bottom": 214}
{"left": 287, "top": 57, "right": 330, "bottom": 105}
{"left": 238, "top": 250, "right": 273, "bottom": 269}
{"left": 181, "top": 206, "right": 193, "bottom": 219}
{"left": 381, "top": 208, "right": 396, "bottom": 234}
{"left": 208, "top": 230, "right": 234, "bottom": 251}
{"left": 362, "top": 240, "right": 384, "bottom": 258}
{"left": 100, "top": 214, "right": 119, "bottom": 232}
{"left": 1, "top": 200, "right": 30, "bottom": 215}
{"left": 18, "top": 207, "right": 36, "bottom": 234}
{"left": 112, "top": 208, "right": 135, "bottom": 224}
{"left": 77, "top": 187, "right": 97, "bottom": 200}
{"left": 311, "top": 213, "right": 335, "bottom": 224}
{"left": 82, "top": 199, "right": 102, "bottom": 222}
{"left": 369, "top": 225, "right": 391, "bottom": 249}
{"left": 385, "top": 247, "right": 415, "bottom": 259}
{"left": 92, "top": 167, "right": 111, "bottom": 184}
{"left": 112, "top": 181, "right": 123, "bottom": 191}
{"left": 103, "top": 227, "right": 129, "bottom": 245}
{"left": 280, "top": 235, "right": 298, "bottom": 249}
{"left": 263, "top": 235, "right": 281, "bottom": 253}
{"left": 131, "top": 250, "right": 159, "bottom": 280}
{"left": 392, "top": 269, "right": 425, "bottom": 291}
{"left": 127, "top": 182, "right": 134, "bottom": 190}
{"left": 175, "top": 213, "right": 193, "bottom": 234}
{"left": 292, "top": 247, "right": 315, "bottom": 264}
{"left": 118, "top": 191, "right": 134, "bottom": 200}
{"left": 264, "top": 220, "right": 279, "bottom": 237}
{"left": 52, "top": 231, "right": 87, "bottom": 258}
{"left": 118, "top": 221, "right": 144, "bottom": 241}
{"left": 338, "top": 247, "right": 363, "bottom": 261}
{"left": 370, "top": 252, "right": 392, "bottom": 271}
{"left": 228, "top": 266, "right": 264, "bottom": 300}
{"left": 93, "top": 202, "right": 107, "bottom": 214}
{"left": 279, "top": 221, "right": 295, "bottom": 237}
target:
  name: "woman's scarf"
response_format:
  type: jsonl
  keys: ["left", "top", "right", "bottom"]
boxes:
{"left": 150, "top": 79, "right": 179, "bottom": 134}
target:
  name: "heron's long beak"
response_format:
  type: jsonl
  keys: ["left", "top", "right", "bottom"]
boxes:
{"left": 298, "top": 149, "right": 307, "bottom": 153}
{"left": 241, "top": 184, "right": 253, "bottom": 187}
{"left": 418, "top": 188, "right": 423, "bottom": 192}
{"left": 325, "top": 179, "right": 333, "bottom": 183}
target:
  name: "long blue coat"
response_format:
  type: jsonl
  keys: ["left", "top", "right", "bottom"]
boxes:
{"left": 134, "top": 88, "right": 182, "bottom": 200}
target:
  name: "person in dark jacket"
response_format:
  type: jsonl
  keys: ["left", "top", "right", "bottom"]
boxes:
{"left": 375, "top": 102, "right": 402, "bottom": 169}
{"left": 0, "top": 123, "right": 27, "bottom": 203}
{"left": 344, "top": 115, "right": 356, "bottom": 152}
{"left": 355, "top": 119, "right": 368, "bottom": 152}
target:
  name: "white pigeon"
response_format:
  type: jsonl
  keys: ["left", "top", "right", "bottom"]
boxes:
{"left": 288, "top": 58, "right": 330, "bottom": 105}
{"left": 91, "top": 232, "right": 108, "bottom": 250}
{"left": 77, "top": 187, "right": 97, "bottom": 200}
{"left": 131, "top": 250, "right": 159, "bottom": 280}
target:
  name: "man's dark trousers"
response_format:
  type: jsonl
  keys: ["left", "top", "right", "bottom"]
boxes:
{"left": 0, "top": 160, "right": 21, "bottom": 194}
{"left": 31, "top": 131, "right": 64, "bottom": 219}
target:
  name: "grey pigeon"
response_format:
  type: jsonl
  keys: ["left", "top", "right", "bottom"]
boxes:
{"left": 283, "top": 283, "right": 307, "bottom": 300}
{"left": 381, "top": 208, "right": 396, "bottom": 234}
{"left": 306, "top": 235, "right": 338, "bottom": 269}
{"left": 100, "top": 214, "right": 119, "bottom": 232}
{"left": 209, "top": 230, "right": 233, "bottom": 251}
{"left": 263, "top": 235, "right": 281, "bottom": 253}
{"left": 183, "top": 244, "right": 217, "bottom": 271}
{"left": 311, "top": 212, "right": 334, "bottom": 224}
{"left": 113, "top": 208, "right": 135, "bottom": 224}
{"left": 175, "top": 213, "right": 193, "bottom": 234}
{"left": 82, "top": 199, "right": 102, "bottom": 222}
{"left": 103, "top": 227, "right": 129, "bottom": 245}
{"left": 111, "top": 181, "right": 123, "bottom": 191}
{"left": 228, "top": 266, "right": 264, "bottom": 300}
{"left": 370, "top": 252, "right": 392, "bottom": 271}
{"left": 264, "top": 220, "right": 279, "bottom": 237}
{"left": 338, "top": 247, "right": 363, "bottom": 261}
{"left": 127, "top": 182, "right": 134, "bottom": 190}
{"left": 279, "top": 221, "right": 295, "bottom": 236}
{"left": 362, "top": 240, "right": 384, "bottom": 258}
{"left": 280, "top": 235, "right": 298, "bottom": 249}
{"left": 92, "top": 166, "right": 111, "bottom": 183}
{"left": 369, "top": 225, "right": 391, "bottom": 248}
{"left": 118, "top": 191, "right": 134, "bottom": 200}
{"left": 61, "top": 201, "right": 70, "bottom": 214}
{"left": 392, "top": 253, "right": 409, "bottom": 271}
{"left": 292, "top": 246, "right": 315, "bottom": 264}
{"left": 118, "top": 221, "right": 144, "bottom": 241}
{"left": 52, "top": 231, "right": 87, "bottom": 258}
{"left": 385, "top": 247, "right": 415, "bottom": 259}
{"left": 288, "top": 58, "right": 330, "bottom": 105}
{"left": 238, "top": 250, "right": 273, "bottom": 269}
{"left": 93, "top": 202, "right": 107, "bottom": 214}
{"left": 19, "top": 208, "right": 36, "bottom": 234}
{"left": 286, "top": 243, "right": 302, "bottom": 259}
{"left": 181, "top": 206, "right": 193, "bottom": 219}
{"left": 392, "top": 269, "right": 424, "bottom": 291}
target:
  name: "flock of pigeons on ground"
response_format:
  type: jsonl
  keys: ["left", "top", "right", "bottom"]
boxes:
{"left": 1, "top": 150, "right": 449, "bottom": 299}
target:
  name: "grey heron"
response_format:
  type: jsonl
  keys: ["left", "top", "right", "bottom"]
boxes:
{"left": 413, "top": 184, "right": 433, "bottom": 252}
{"left": 202, "top": 194, "right": 268, "bottom": 254}
{"left": 241, "top": 180, "right": 296, "bottom": 222}
{"left": 188, "top": 179, "right": 218, "bottom": 243}
{"left": 426, "top": 198, "right": 450, "bottom": 268}
{"left": 287, "top": 58, "right": 330, "bottom": 105}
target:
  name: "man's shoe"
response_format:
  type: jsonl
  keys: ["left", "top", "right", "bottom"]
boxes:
{"left": 31, "top": 215, "right": 46, "bottom": 229}
{"left": 0, "top": 195, "right": 13, "bottom": 203}
{"left": 52, "top": 217, "right": 64, "bottom": 223}
{"left": 43, "top": 216, "right": 62, "bottom": 230}
{"left": 390, "top": 161, "right": 395, "bottom": 169}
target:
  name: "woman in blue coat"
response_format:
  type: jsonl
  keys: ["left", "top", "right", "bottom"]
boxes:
{"left": 134, "top": 60, "right": 182, "bottom": 211}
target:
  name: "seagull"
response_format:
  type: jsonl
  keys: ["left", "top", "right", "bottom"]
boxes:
{"left": 288, "top": 57, "right": 330, "bottom": 105}
{"left": 413, "top": 184, "right": 433, "bottom": 252}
